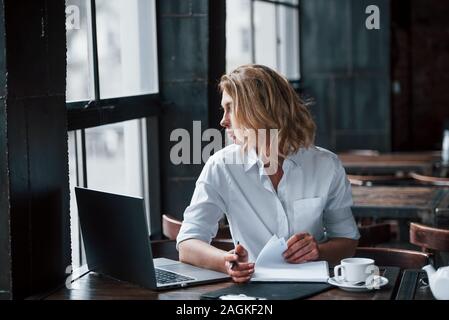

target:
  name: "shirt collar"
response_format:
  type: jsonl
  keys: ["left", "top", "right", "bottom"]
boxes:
{"left": 243, "top": 147, "right": 304, "bottom": 172}
{"left": 243, "top": 147, "right": 261, "bottom": 172}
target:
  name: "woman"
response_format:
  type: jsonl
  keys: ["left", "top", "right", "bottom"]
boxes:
{"left": 177, "top": 64, "right": 359, "bottom": 283}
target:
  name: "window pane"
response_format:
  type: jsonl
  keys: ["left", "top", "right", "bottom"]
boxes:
{"left": 66, "top": 0, "right": 95, "bottom": 102}
{"left": 95, "top": 0, "right": 159, "bottom": 99}
{"left": 85, "top": 120, "right": 144, "bottom": 198}
{"left": 254, "top": 1, "right": 277, "bottom": 71}
{"left": 226, "top": 0, "right": 252, "bottom": 72}
{"left": 278, "top": 7, "right": 300, "bottom": 79}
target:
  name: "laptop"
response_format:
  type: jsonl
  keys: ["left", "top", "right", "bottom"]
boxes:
{"left": 75, "top": 187, "right": 230, "bottom": 290}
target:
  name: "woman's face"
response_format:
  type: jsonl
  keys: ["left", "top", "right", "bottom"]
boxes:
{"left": 220, "top": 90, "right": 244, "bottom": 144}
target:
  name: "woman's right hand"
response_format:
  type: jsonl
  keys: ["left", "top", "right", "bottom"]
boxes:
{"left": 223, "top": 244, "right": 255, "bottom": 283}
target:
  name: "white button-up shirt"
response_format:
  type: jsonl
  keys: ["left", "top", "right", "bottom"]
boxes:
{"left": 177, "top": 144, "right": 360, "bottom": 262}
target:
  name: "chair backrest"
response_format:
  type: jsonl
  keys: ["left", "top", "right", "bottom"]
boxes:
{"left": 342, "top": 149, "right": 380, "bottom": 156}
{"left": 162, "top": 214, "right": 232, "bottom": 241}
{"left": 162, "top": 214, "right": 182, "bottom": 240}
{"left": 354, "top": 247, "right": 430, "bottom": 269}
{"left": 358, "top": 223, "right": 392, "bottom": 247}
{"left": 410, "top": 222, "right": 449, "bottom": 252}
{"left": 409, "top": 172, "right": 449, "bottom": 186}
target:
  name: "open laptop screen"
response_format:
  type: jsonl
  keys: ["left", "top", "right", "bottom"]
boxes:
{"left": 75, "top": 187, "right": 158, "bottom": 289}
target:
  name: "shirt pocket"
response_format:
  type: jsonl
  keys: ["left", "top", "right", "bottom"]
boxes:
{"left": 292, "top": 197, "right": 324, "bottom": 238}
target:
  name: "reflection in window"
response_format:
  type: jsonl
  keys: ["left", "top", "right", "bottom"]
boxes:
{"left": 278, "top": 5, "right": 300, "bottom": 80}
{"left": 254, "top": 1, "right": 277, "bottom": 71}
{"left": 96, "top": 0, "right": 158, "bottom": 98}
{"left": 66, "top": 0, "right": 94, "bottom": 102}
{"left": 226, "top": 0, "right": 300, "bottom": 80}
{"left": 226, "top": 0, "right": 252, "bottom": 72}
{"left": 66, "top": 0, "right": 157, "bottom": 270}
{"left": 69, "top": 120, "right": 148, "bottom": 268}
{"left": 85, "top": 120, "right": 145, "bottom": 198}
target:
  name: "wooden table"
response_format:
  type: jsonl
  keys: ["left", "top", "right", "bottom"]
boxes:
{"left": 41, "top": 267, "right": 400, "bottom": 300}
{"left": 340, "top": 152, "right": 440, "bottom": 175}
{"left": 396, "top": 269, "right": 434, "bottom": 300}
{"left": 33, "top": 241, "right": 401, "bottom": 300}
{"left": 351, "top": 186, "right": 449, "bottom": 240}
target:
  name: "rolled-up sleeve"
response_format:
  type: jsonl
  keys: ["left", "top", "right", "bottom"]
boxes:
{"left": 176, "top": 159, "right": 227, "bottom": 249}
{"left": 323, "top": 158, "right": 360, "bottom": 240}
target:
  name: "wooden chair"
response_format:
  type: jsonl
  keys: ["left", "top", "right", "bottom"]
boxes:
{"left": 410, "top": 222, "right": 449, "bottom": 267}
{"left": 358, "top": 223, "right": 392, "bottom": 247}
{"left": 162, "top": 214, "right": 182, "bottom": 240}
{"left": 342, "top": 149, "right": 380, "bottom": 156}
{"left": 410, "top": 222, "right": 449, "bottom": 252}
{"left": 347, "top": 174, "right": 405, "bottom": 186}
{"left": 354, "top": 247, "right": 430, "bottom": 269}
{"left": 162, "top": 214, "right": 231, "bottom": 240}
{"left": 409, "top": 172, "right": 449, "bottom": 186}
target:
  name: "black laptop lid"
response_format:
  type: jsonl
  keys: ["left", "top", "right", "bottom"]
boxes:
{"left": 75, "top": 187, "right": 157, "bottom": 289}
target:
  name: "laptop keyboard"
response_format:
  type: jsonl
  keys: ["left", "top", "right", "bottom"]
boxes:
{"left": 155, "top": 268, "right": 195, "bottom": 285}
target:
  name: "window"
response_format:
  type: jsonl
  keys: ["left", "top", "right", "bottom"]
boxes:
{"left": 226, "top": 0, "right": 300, "bottom": 82}
{"left": 66, "top": 0, "right": 159, "bottom": 269}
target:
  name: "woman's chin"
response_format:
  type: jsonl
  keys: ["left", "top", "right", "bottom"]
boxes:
{"left": 227, "top": 135, "right": 241, "bottom": 145}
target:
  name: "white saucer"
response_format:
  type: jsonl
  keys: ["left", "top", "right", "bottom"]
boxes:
{"left": 328, "top": 276, "right": 389, "bottom": 292}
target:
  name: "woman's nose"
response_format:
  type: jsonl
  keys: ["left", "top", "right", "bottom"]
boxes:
{"left": 220, "top": 113, "right": 229, "bottom": 128}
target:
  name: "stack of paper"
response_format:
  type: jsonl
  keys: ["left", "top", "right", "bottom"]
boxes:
{"left": 251, "top": 235, "right": 329, "bottom": 282}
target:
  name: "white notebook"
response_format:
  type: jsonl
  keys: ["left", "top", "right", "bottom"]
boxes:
{"left": 251, "top": 235, "right": 329, "bottom": 282}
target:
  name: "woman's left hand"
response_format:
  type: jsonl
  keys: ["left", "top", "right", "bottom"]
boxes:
{"left": 283, "top": 233, "right": 320, "bottom": 263}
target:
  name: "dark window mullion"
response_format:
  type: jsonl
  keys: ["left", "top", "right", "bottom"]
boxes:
{"left": 80, "top": 129, "right": 88, "bottom": 188}
{"left": 89, "top": 0, "right": 101, "bottom": 101}
{"left": 297, "top": 5, "right": 301, "bottom": 80}
{"left": 67, "top": 94, "right": 159, "bottom": 111}
{"left": 275, "top": 4, "right": 280, "bottom": 71}
{"left": 250, "top": 0, "right": 255, "bottom": 63}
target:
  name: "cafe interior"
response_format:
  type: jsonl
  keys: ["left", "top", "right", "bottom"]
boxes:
{"left": 1, "top": 0, "right": 449, "bottom": 301}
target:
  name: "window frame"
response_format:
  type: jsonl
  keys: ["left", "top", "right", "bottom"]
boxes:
{"left": 66, "top": 0, "right": 162, "bottom": 267}
{"left": 66, "top": 0, "right": 162, "bottom": 130}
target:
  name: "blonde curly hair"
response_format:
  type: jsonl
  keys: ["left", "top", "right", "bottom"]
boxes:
{"left": 219, "top": 64, "right": 316, "bottom": 157}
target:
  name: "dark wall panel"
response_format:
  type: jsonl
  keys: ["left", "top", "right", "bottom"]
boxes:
{"left": 301, "top": 0, "right": 351, "bottom": 74}
{"left": 352, "top": 0, "right": 390, "bottom": 70}
{"left": 27, "top": 97, "right": 70, "bottom": 292}
{"left": 158, "top": 16, "right": 208, "bottom": 82}
{"left": 158, "top": 0, "right": 225, "bottom": 220}
{"left": 1, "top": 0, "right": 70, "bottom": 299}
{"left": 301, "top": 0, "right": 391, "bottom": 152}
{"left": 0, "top": 0, "right": 11, "bottom": 300}
{"left": 335, "top": 78, "right": 390, "bottom": 132}
{"left": 0, "top": 98, "right": 11, "bottom": 300}
{"left": 305, "top": 78, "right": 334, "bottom": 149}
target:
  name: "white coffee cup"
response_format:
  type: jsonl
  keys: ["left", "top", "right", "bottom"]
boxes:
{"left": 334, "top": 258, "right": 376, "bottom": 284}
